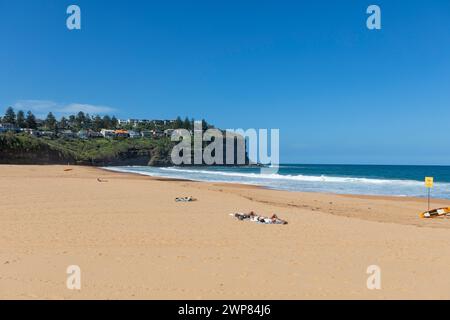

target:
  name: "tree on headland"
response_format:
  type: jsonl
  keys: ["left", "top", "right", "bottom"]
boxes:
{"left": 3, "top": 107, "right": 16, "bottom": 125}
{"left": 75, "top": 112, "right": 86, "bottom": 129}
{"left": 174, "top": 116, "right": 183, "bottom": 129}
{"left": 201, "top": 119, "right": 208, "bottom": 131}
{"left": 84, "top": 113, "right": 92, "bottom": 129}
{"left": 16, "top": 110, "right": 26, "bottom": 128}
{"left": 102, "top": 115, "right": 112, "bottom": 129}
{"left": 183, "top": 117, "right": 191, "bottom": 130}
{"left": 59, "top": 116, "right": 68, "bottom": 130}
{"left": 45, "top": 112, "right": 57, "bottom": 132}
{"left": 25, "top": 111, "right": 37, "bottom": 129}
{"left": 111, "top": 116, "right": 118, "bottom": 128}
{"left": 93, "top": 115, "right": 103, "bottom": 131}
{"left": 68, "top": 115, "right": 76, "bottom": 128}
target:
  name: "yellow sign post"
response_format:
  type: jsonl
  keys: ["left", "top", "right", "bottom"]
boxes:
{"left": 425, "top": 177, "right": 434, "bottom": 210}
{"left": 425, "top": 177, "right": 434, "bottom": 188}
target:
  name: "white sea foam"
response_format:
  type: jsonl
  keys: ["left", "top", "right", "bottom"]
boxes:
{"left": 159, "top": 167, "right": 423, "bottom": 186}
{"left": 103, "top": 166, "right": 450, "bottom": 199}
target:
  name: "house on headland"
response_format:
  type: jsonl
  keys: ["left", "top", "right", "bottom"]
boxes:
{"left": 58, "top": 130, "right": 77, "bottom": 139}
{"left": 100, "top": 129, "right": 116, "bottom": 138}
{"left": 0, "top": 123, "right": 20, "bottom": 133}
{"left": 128, "top": 130, "right": 141, "bottom": 139}
{"left": 78, "top": 129, "right": 103, "bottom": 139}
{"left": 114, "top": 129, "right": 129, "bottom": 138}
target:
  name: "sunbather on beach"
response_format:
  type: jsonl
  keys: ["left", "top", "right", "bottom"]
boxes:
{"left": 175, "top": 196, "right": 196, "bottom": 202}
{"left": 270, "top": 214, "right": 288, "bottom": 225}
{"left": 232, "top": 212, "right": 288, "bottom": 225}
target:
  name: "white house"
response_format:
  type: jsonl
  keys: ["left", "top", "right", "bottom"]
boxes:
{"left": 128, "top": 130, "right": 141, "bottom": 138}
{"left": 100, "top": 129, "right": 116, "bottom": 138}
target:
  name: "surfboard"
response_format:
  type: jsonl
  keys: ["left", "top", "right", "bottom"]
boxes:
{"left": 419, "top": 207, "right": 450, "bottom": 219}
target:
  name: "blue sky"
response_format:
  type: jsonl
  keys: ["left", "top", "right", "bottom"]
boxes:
{"left": 1, "top": 0, "right": 450, "bottom": 164}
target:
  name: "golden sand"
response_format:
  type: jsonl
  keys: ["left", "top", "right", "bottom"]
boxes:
{"left": 1, "top": 165, "right": 450, "bottom": 299}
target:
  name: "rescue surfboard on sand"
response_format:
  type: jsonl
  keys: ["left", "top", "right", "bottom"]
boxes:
{"left": 419, "top": 207, "right": 450, "bottom": 219}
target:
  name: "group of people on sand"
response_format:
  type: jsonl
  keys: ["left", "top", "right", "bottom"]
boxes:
{"left": 232, "top": 211, "right": 288, "bottom": 225}
{"left": 174, "top": 196, "right": 288, "bottom": 225}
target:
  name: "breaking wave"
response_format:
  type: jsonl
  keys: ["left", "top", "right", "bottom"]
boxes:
{"left": 104, "top": 165, "right": 450, "bottom": 199}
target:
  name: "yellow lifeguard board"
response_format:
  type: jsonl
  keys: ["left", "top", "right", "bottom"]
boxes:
{"left": 420, "top": 207, "right": 450, "bottom": 219}
{"left": 425, "top": 177, "right": 434, "bottom": 188}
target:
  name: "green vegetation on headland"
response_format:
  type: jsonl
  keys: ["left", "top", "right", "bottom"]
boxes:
{"left": 0, "top": 106, "right": 205, "bottom": 166}
{"left": 0, "top": 132, "right": 174, "bottom": 166}
{"left": 0, "top": 107, "right": 249, "bottom": 166}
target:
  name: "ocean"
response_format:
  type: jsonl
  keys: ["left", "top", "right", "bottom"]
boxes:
{"left": 104, "top": 164, "right": 450, "bottom": 199}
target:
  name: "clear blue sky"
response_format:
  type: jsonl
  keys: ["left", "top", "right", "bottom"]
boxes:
{"left": 1, "top": 0, "right": 449, "bottom": 164}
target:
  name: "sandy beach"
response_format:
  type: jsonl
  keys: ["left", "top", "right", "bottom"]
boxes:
{"left": 1, "top": 165, "right": 450, "bottom": 299}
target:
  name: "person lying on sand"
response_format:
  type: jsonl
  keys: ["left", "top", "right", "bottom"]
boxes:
{"left": 270, "top": 214, "right": 288, "bottom": 225}
{"left": 97, "top": 178, "right": 108, "bottom": 183}
{"left": 231, "top": 212, "right": 288, "bottom": 225}
{"left": 175, "top": 196, "right": 196, "bottom": 202}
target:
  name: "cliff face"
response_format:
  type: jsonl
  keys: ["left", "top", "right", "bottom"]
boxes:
{"left": 0, "top": 135, "right": 75, "bottom": 165}
{"left": 0, "top": 147, "right": 76, "bottom": 165}
{"left": 76, "top": 148, "right": 154, "bottom": 166}
{"left": 0, "top": 143, "right": 155, "bottom": 166}
{"left": 0, "top": 134, "right": 248, "bottom": 167}
{"left": 0, "top": 146, "right": 162, "bottom": 166}
{"left": 0, "top": 134, "right": 156, "bottom": 166}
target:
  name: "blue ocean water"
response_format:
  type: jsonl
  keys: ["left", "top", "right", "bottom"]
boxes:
{"left": 105, "top": 164, "right": 450, "bottom": 199}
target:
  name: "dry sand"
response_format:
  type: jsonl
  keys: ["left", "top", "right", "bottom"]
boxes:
{"left": 1, "top": 165, "right": 450, "bottom": 299}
